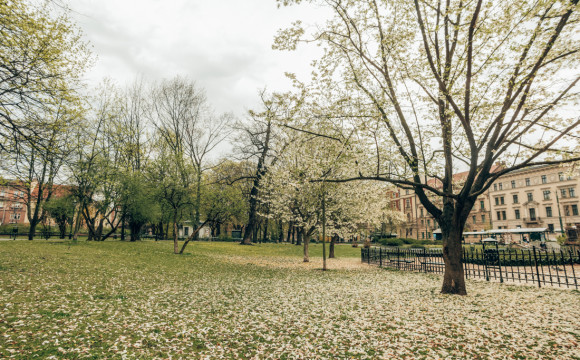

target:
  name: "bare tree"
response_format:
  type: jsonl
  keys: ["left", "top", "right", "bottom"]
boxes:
{"left": 277, "top": 0, "right": 580, "bottom": 294}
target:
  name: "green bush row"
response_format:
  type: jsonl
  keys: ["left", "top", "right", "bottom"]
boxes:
{"left": 377, "top": 237, "right": 436, "bottom": 247}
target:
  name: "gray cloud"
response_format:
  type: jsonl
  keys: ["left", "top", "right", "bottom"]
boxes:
{"left": 71, "top": 0, "right": 328, "bottom": 117}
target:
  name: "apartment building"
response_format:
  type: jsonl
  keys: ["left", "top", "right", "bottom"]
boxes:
{"left": 392, "top": 164, "right": 580, "bottom": 243}
{"left": 393, "top": 171, "right": 493, "bottom": 242}
{"left": 0, "top": 185, "right": 28, "bottom": 225}
{"left": 489, "top": 164, "right": 579, "bottom": 240}
{"left": 0, "top": 181, "right": 72, "bottom": 226}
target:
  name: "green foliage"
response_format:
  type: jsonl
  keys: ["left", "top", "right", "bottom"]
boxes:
{"left": 44, "top": 195, "right": 75, "bottom": 237}
{"left": 380, "top": 238, "right": 403, "bottom": 247}
{"left": 0, "top": 0, "right": 91, "bottom": 147}
{"left": 119, "top": 173, "right": 160, "bottom": 240}
{"left": 556, "top": 235, "right": 567, "bottom": 245}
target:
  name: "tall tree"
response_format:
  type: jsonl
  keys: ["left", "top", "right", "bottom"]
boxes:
{"left": 235, "top": 91, "right": 299, "bottom": 244}
{"left": 0, "top": 0, "right": 90, "bottom": 154}
{"left": 276, "top": 0, "right": 580, "bottom": 294}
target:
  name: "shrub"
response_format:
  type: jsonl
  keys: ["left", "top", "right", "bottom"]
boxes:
{"left": 382, "top": 238, "right": 403, "bottom": 247}
{"left": 410, "top": 244, "right": 425, "bottom": 249}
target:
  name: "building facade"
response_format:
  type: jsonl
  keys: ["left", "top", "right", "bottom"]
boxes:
{"left": 0, "top": 185, "right": 28, "bottom": 225}
{"left": 489, "top": 164, "right": 579, "bottom": 240}
{"left": 392, "top": 164, "right": 580, "bottom": 242}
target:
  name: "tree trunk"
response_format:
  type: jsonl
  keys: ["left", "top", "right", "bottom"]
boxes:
{"left": 179, "top": 220, "right": 209, "bottom": 254}
{"left": 28, "top": 221, "right": 38, "bottom": 240}
{"left": 121, "top": 214, "right": 126, "bottom": 241}
{"left": 329, "top": 234, "right": 337, "bottom": 259}
{"left": 173, "top": 211, "right": 179, "bottom": 254}
{"left": 242, "top": 177, "right": 260, "bottom": 245}
{"left": 194, "top": 170, "right": 202, "bottom": 241}
{"left": 95, "top": 218, "right": 104, "bottom": 241}
{"left": 277, "top": 220, "right": 284, "bottom": 243}
{"left": 262, "top": 216, "right": 269, "bottom": 243}
{"left": 295, "top": 226, "right": 301, "bottom": 245}
{"left": 129, "top": 220, "right": 141, "bottom": 241}
{"left": 440, "top": 223, "right": 467, "bottom": 295}
{"left": 302, "top": 230, "right": 309, "bottom": 262}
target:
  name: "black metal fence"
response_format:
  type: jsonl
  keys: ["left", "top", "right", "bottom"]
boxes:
{"left": 361, "top": 246, "right": 580, "bottom": 289}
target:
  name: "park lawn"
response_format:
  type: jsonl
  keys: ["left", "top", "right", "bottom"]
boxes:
{"left": 0, "top": 241, "right": 578, "bottom": 359}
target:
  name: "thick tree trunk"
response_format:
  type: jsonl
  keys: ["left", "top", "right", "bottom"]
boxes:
{"left": 121, "top": 214, "right": 126, "bottom": 241}
{"left": 329, "top": 234, "right": 337, "bottom": 259}
{"left": 302, "top": 230, "right": 309, "bottom": 262}
{"left": 28, "top": 221, "right": 38, "bottom": 240}
{"left": 129, "top": 220, "right": 141, "bottom": 242}
{"left": 286, "top": 221, "right": 292, "bottom": 243}
{"left": 262, "top": 216, "right": 269, "bottom": 243}
{"left": 440, "top": 224, "right": 467, "bottom": 295}
{"left": 95, "top": 219, "right": 104, "bottom": 241}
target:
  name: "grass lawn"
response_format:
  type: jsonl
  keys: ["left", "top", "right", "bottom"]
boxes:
{"left": 0, "top": 241, "right": 578, "bottom": 359}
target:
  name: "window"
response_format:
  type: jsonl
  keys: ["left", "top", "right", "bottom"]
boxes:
{"left": 481, "top": 214, "right": 486, "bottom": 223}
{"left": 13, "top": 191, "right": 18, "bottom": 197}
{"left": 496, "top": 211, "right": 501, "bottom": 221}
{"left": 573, "top": 205, "right": 579, "bottom": 216}
{"left": 561, "top": 189, "right": 567, "bottom": 198}
{"left": 565, "top": 205, "right": 570, "bottom": 216}
{"left": 559, "top": 172, "right": 565, "bottom": 181}
{"left": 543, "top": 190, "right": 551, "bottom": 200}
{"left": 529, "top": 208, "right": 536, "bottom": 220}
{"left": 405, "top": 199, "right": 410, "bottom": 208}
{"left": 541, "top": 175, "right": 547, "bottom": 184}
{"left": 0, "top": 190, "right": 4, "bottom": 197}
{"left": 0, "top": 201, "right": 3, "bottom": 208}
{"left": 480, "top": 200, "right": 485, "bottom": 210}
{"left": 515, "top": 209, "right": 521, "bottom": 219}
{"left": 421, "top": 232, "right": 425, "bottom": 239}
{"left": 427, "top": 219, "right": 431, "bottom": 226}
{"left": 513, "top": 194, "right": 519, "bottom": 204}
{"left": 500, "top": 196, "right": 505, "bottom": 205}
{"left": 493, "top": 184, "right": 497, "bottom": 191}
{"left": 472, "top": 215, "right": 476, "bottom": 224}
{"left": 502, "top": 211, "right": 507, "bottom": 220}
{"left": 548, "top": 224, "right": 554, "bottom": 233}
{"left": 569, "top": 188, "right": 576, "bottom": 197}
{"left": 511, "top": 180, "right": 516, "bottom": 189}
{"left": 546, "top": 206, "right": 552, "bottom": 217}
{"left": 499, "top": 183, "right": 503, "bottom": 190}
{"left": 10, "top": 213, "right": 21, "bottom": 220}
{"left": 420, "top": 219, "right": 424, "bottom": 225}
{"left": 525, "top": 178, "right": 530, "bottom": 186}
{"left": 420, "top": 208, "right": 424, "bottom": 217}
{"left": 495, "top": 197, "right": 500, "bottom": 206}
{"left": 527, "top": 193, "right": 533, "bottom": 202}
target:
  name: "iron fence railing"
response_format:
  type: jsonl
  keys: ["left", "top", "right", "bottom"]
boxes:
{"left": 361, "top": 246, "right": 580, "bottom": 289}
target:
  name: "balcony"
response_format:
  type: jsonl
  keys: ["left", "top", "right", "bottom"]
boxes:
{"left": 523, "top": 217, "right": 542, "bottom": 224}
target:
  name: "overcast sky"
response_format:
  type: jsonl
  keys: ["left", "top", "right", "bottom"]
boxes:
{"left": 69, "top": 0, "right": 327, "bottom": 119}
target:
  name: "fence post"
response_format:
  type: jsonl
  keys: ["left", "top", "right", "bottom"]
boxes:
{"left": 533, "top": 246, "right": 541, "bottom": 288}
{"left": 368, "top": 248, "right": 371, "bottom": 265}
{"left": 379, "top": 247, "right": 382, "bottom": 267}
{"left": 397, "top": 247, "right": 400, "bottom": 270}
